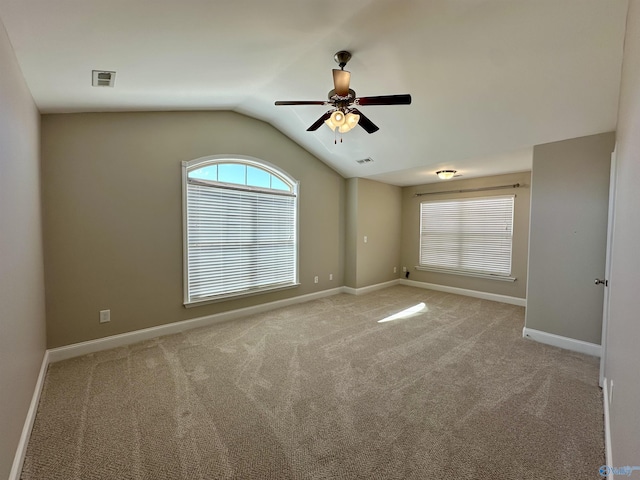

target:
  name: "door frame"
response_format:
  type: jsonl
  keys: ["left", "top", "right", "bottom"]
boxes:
{"left": 600, "top": 145, "right": 618, "bottom": 388}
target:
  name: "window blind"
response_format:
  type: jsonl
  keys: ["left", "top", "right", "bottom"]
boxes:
{"left": 186, "top": 182, "right": 297, "bottom": 302}
{"left": 419, "top": 195, "right": 514, "bottom": 277}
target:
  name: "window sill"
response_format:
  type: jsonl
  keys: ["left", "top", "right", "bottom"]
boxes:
{"left": 414, "top": 266, "right": 516, "bottom": 282}
{"left": 184, "top": 283, "right": 301, "bottom": 308}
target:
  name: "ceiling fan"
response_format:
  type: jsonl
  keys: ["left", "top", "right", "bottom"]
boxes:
{"left": 275, "top": 51, "right": 411, "bottom": 140}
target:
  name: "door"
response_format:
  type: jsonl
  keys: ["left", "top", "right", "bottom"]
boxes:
{"left": 525, "top": 133, "right": 614, "bottom": 349}
{"left": 599, "top": 148, "right": 617, "bottom": 388}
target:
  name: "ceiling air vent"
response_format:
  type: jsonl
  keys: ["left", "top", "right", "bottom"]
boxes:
{"left": 92, "top": 70, "right": 116, "bottom": 87}
{"left": 356, "top": 158, "right": 374, "bottom": 165}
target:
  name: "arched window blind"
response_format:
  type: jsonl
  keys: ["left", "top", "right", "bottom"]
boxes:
{"left": 182, "top": 157, "right": 298, "bottom": 305}
{"left": 419, "top": 195, "right": 515, "bottom": 279}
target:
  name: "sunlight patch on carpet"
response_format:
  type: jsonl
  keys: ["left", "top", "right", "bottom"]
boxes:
{"left": 377, "top": 302, "right": 427, "bottom": 323}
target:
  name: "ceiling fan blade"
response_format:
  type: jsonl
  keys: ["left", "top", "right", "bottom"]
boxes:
{"left": 307, "top": 111, "right": 333, "bottom": 131}
{"left": 356, "top": 94, "right": 412, "bottom": 106}
{"left": 350, "top": 108, "right": 379, "bottom": 134}
{"left": 275, "top": 100, "right": 328, "bottom": 106}
{"left": 332, "top": 69, "right": 351, "bottom": 96}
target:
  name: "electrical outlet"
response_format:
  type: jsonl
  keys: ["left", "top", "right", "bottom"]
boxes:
{"left": 402, "top": 266, "right": 407, "bottom": 272}
{"left": 394, "top": 267, "right": 397, "bottom": 273}
{"left": 364, "top": 236, "right": 368, "bottom": 243}
{"left": 99, "top": 309, "right": 110, "bottom": 323}
{"left": 329, "top": 273, "right": 333, "bottom": 281}
{"left": 314, "top": 276, "right": 319, "bottom": 284}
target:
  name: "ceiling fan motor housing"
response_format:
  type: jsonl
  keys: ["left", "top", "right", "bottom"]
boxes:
{"left": 328, "top": 88, "right": 356, "bottom": 105}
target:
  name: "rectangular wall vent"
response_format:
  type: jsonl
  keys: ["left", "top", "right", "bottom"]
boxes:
{"left": 356, "top": 158, "right": 374, "bottom": 164}
{"left": 92, "top": 70, "right": 116, "bottom": 87}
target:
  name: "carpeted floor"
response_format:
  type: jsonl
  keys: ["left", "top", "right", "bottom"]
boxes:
{"left": 21, "top": 286, "right": 604, "bottom": 479}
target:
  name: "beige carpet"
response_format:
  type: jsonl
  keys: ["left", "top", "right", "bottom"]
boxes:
{"left": 21, "top": 286, "right": 604, "bottom": 479}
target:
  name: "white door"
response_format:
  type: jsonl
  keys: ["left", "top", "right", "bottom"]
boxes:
{"left": 599, "top": 148, "right": 617, "bottom": 388}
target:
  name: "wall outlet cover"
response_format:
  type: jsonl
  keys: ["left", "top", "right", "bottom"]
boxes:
{"left": 99, "top": 309, "right": 110, "bottom": 323}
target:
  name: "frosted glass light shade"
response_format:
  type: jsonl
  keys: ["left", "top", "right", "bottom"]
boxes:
{"left": 327, "top": 111, "right": 360, "bottom": 133}
{"left": 330, "top": 110, "right": 346, "bottom": 126}
{"left": 339, "top": 112, "right": 360, "bottom": 133}
{"left": 436, "top": 170, "right": 457, "bottom": 180}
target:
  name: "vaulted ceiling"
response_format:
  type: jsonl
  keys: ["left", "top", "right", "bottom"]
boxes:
{"left": 0, "top": 0, "right": 628, "bottom": 185}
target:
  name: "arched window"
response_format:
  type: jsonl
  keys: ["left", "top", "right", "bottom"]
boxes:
{"left": 182, "top": 155, "right": 298, "bottom": 305}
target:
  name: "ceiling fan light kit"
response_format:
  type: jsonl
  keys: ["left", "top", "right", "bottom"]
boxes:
{"left": 275, "top": 51, "right": 412, "bottom": 142}
{"left": 325, "top": 110, "right": 360, "bottom": 134}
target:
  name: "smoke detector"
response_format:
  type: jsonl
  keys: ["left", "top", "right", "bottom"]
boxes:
{"left": 92, "top": 70, "right": 116, "bottom": 87}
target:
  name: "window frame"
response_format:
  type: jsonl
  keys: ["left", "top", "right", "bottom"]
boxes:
{"left": 416, "top": 194, "right": 516, "bottom": 282}
{"left": 181, "top": 154, "right": 300, "bottom": 307}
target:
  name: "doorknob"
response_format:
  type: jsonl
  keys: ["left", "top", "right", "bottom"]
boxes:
{"left": 595, "top": 278, "right": 608, "bottom": 286}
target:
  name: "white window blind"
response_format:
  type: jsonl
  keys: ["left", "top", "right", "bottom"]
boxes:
{"left": 183, "top": 157, "right": 297, "bottom": 305}
{"left": 419, "top": 195, "right": 514, "bottom": 278}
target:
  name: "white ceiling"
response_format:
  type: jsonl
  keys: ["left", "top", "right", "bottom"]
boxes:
{"left": 0, "top": 0, "right": 628, "bottom": 186}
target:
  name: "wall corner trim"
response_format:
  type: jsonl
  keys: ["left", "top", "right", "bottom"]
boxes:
{"left": 9, "top": 350, "right": 50, "bottom": 480}
{"left": 399, "top": 279, "right": 527, "bottom": 307}
{"left": 522, "top": 327, "right": 601, "bottom": 357}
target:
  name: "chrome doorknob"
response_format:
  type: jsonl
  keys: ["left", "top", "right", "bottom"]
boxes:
{"left": 595, "top": 278, "right": 608, "bottom": 286}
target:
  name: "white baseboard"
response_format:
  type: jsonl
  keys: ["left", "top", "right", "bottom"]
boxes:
{"left": 399, "top": 279, "right": 526, "bottom": 307}
{"left": 9, "top": 350, "right": 50, "bottom": 480}
{"left": 46, "top": 280, "right": 524, "bottom": 364}
{"left": 48, "top": 287, "right": 344, "bottom": 363}
{"left": 9, "top": 283, "right": 603, "bottom": 479}
{"left": 12, "top": 287, "right": 343, "bottom": 478}
{"left": 342, "top": 279, "right": 401, "bottom": 296}
{"left": 522, "top": 327, "right": 601, "bottom": 357}
{"left": 602, "top": 377, "right": 613, "bottom": 478}
{"left": 49, "top": 280, "right": 414, "bottom": 362}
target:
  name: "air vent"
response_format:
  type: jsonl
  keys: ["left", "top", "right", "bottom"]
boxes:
{"left": 356, "top": 158, "right": 374, "bottom": 164}
{"left": 92, "top": 70, "right": 116, "bottom": 87}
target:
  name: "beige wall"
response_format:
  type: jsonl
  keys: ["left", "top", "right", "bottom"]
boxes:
{"left": 606, "top": 0, "right": 640, "bottom": 465}
{"left": 401, "top": 172, "right": 530, "bottom": 299}
{"left": 0, "top": 19, "right": 47, "bottom": 478}
{"left": 344, "top": 178, "right": 358, "bottom": 287}
{"left": 41, "top": 111, "right": 345, "bottom": 348}
{"left": 526, "top": 132, "right": 615, "bottom": 344}
{"left": 344, "top": 178, "right": 402, "bottom": 288}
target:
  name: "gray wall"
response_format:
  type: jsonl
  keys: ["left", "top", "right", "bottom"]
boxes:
{"left": 606, "top": 0, "right": 640, "bottom": 466}
{"left": 401, "top": 172, "right": 531, "bottom": 299}
{"left": 0, "top": 19, "right": 47, "bottom": 478}
{"left": 345, "top": 178, "right": 402, "bottom": 288}
{"left": 41, "top": 111, "right": 345, "bottom": 348}
{"left": 525, "top": 132, "right": 615, "bottom": 344}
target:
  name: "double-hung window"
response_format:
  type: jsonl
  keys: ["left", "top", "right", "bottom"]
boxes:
{"left": 182, "top": 156, "right": 298, "bottom": 305}
{"left": 418, "top": 195, "right": 515, "bottom": 280}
